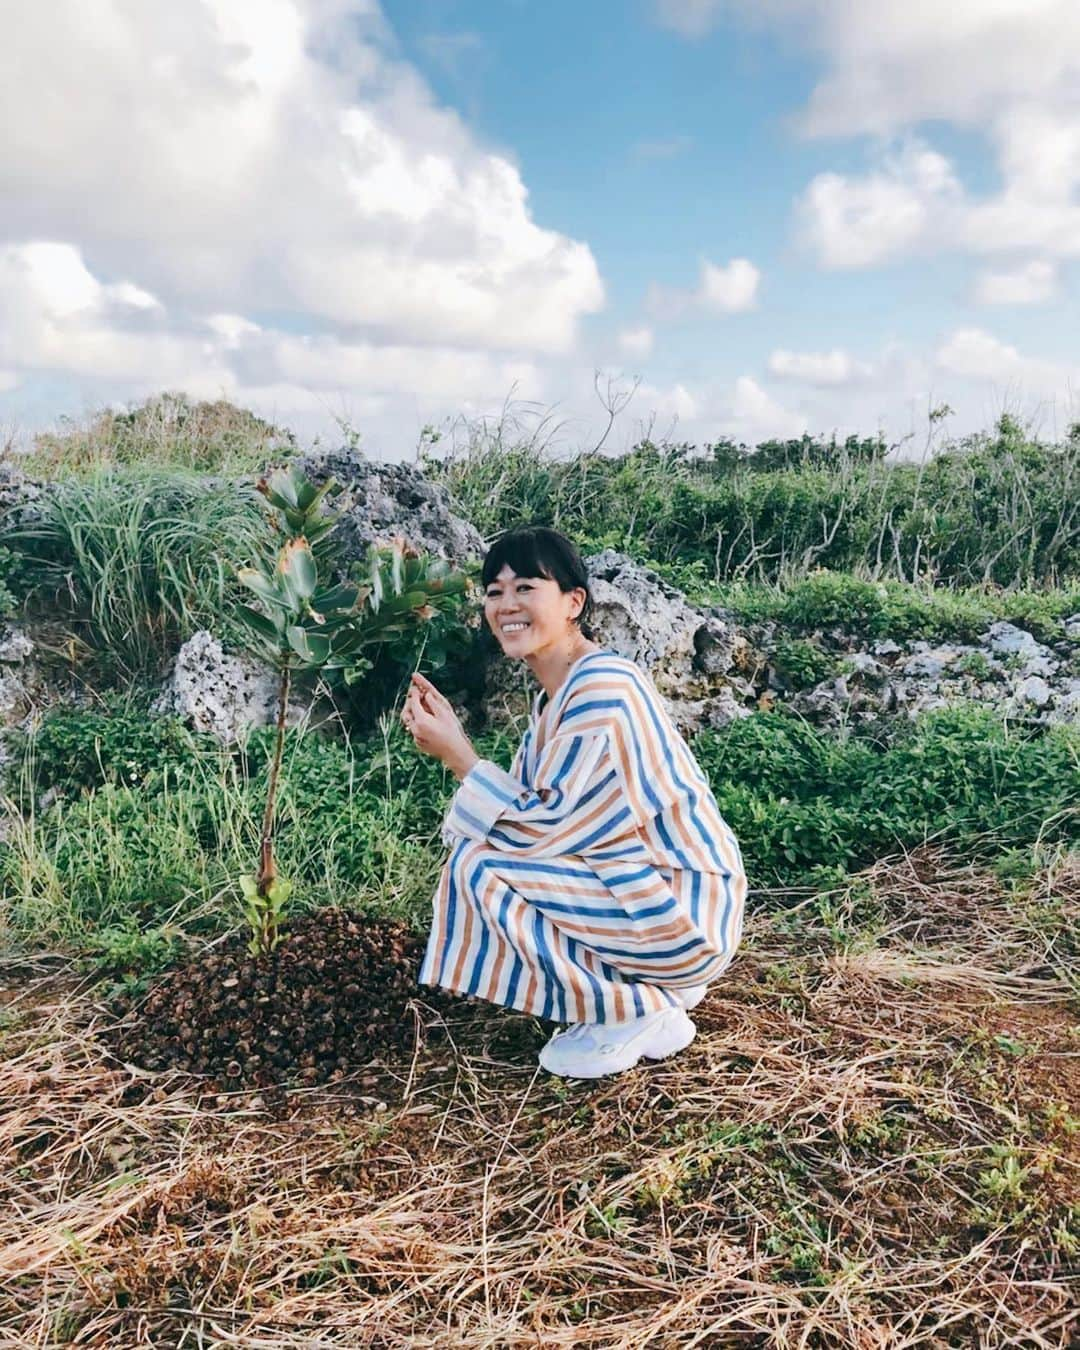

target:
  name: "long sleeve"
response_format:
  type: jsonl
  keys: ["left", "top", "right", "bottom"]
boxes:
{"left": 441, "top": 730, "right": 610, "bottom": 849}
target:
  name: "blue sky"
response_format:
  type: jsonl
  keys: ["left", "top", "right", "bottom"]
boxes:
{"left": 1, "top": 0, "right": 1078, "bottom": 457}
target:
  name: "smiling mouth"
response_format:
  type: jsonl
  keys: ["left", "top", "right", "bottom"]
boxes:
{"left": 500, "top": 623, "right": 530, "bottom": 634}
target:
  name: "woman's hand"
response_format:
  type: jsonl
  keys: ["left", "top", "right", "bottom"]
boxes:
{"left": 401, "top": 672, "right": 479, "bottom": 781}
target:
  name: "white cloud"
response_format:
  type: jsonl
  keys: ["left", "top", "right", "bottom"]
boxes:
{"left": 730, "top": 375, "right": 806, "bottom": 440}
{"left": 972, "top": 259, "right": 1059, "bottom": 306}
{"left": 667, "top": 4, "right": 1080, "bottom": 272}
{"left": 797, "top": 141, "right": 962, "bottom": 268}
{"left": 647, "top": 256, "right": 760, "bottom": 318}
{"left": 0, "top": 0, "right": 603, "bottom": 354}
{"left": 699, "top": 258, "right": 760, "bottom": 312}
{"left": 618, "top": 326, "right": 655, "bottom": 358}
{"left": 732, "top": 2, "right": 1080, "bottom": 140}
{"left": 635, "top": 372, "right": 805, "bottom": 444}
{"left": 936, "top": 327, "right": 1077, "bottom": 397}
{"left": 0, "top": 241, "right": 547, "bottom": 431}
{"left": 768, "top": 347, "right": 873, "bottom": 386}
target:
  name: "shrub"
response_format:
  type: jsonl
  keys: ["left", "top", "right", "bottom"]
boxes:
{"left": 425, "top": 415, "right": 1079, "bottom": 587}
{"left": 24, "top": 392, "right": 293, "bottom": 476}
{"left": 695, "top": 706, "right": 1078, "bottom": 886}
{"left": 5, "top": 697, "right": 215, "bottom": 806}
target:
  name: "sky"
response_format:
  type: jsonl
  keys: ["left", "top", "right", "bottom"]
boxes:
{"left": 1, "top": 0, "right": 1079, "bottom": 460}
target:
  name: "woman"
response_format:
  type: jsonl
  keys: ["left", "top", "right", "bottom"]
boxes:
{"left": 401, "top": 526, "right": 746, "bottom": 1079}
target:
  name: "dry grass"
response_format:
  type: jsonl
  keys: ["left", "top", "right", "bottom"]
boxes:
{"left": 2, "top": 850, "right": 1078, "bottom": 1347}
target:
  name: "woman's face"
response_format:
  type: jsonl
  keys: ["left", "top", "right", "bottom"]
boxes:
{"left": 484, "top": 563, "right": 586, "bottom": 657}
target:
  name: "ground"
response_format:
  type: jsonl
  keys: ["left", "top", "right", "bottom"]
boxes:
{"left": 2, "top": 851, "right": 1077, "bottom": 1347}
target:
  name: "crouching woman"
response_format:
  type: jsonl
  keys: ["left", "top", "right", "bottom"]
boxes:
{"left": 401, "top": 525, "right": 747, "bottom": 1079}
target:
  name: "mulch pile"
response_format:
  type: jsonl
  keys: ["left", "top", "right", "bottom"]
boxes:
{"left": 105, "top": 908, "right": 462, "bottom": 1091}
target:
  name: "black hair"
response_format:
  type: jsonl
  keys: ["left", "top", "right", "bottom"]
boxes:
{"left": 480, "top": 525, "right": 595, "bottom": 639}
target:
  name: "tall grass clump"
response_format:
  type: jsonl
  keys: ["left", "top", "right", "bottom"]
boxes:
{"left": 1, "top": 466, "right": 268, "bottom": 676}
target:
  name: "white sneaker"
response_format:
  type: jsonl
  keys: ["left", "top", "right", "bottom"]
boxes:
{"left": 538, "top": 1006, "right": 696, "bottom": 1079}
{"left": 671, "top": 983, "right": 708, "bottom": 1011}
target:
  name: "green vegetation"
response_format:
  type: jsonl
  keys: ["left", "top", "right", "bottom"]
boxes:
{"left": 23, "top": 391, "right": 292, "bottom": 476}
{"left": 696, "top": 706, "right": 1078, "bottom": 882}
{"left": 425, "top": 412, "right": 1079, "bottom": 588}
{"left": 0, "top": 398, "right": 1075, "bottom": 958}
{"left": 0, "top": 466, "right": 268, "bottom": 676}
{"left": 1, "top": 399, "right": 1077, "bottom": 1346}
{"left": 2, "top": 699, "right": 1074, "bottom": 968}
{"left": 230, "top": 464, "right": 467, "bottom": 952}
{"left": 709, "top": 569, "right": 1080, "bottom": 644}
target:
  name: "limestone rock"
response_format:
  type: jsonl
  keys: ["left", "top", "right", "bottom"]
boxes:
{"left": 901, "top": 648, "right": 957, "bottom": 680}
{"left": 1011, "top": 675, "right": 1052, "bottom": 709}
{"left": 154, "top": 630, "right": 308, "bottom": 745}
{"left": 583, "top": 551, "right": 748, "bottom": 692}
{"left": 297, "top": 449, "right": 484, "bottom": 568}
{"left": 0, "top": 622, "right": 42, "bottom": 727}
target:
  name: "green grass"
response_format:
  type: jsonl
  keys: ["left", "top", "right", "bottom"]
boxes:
{"left": 2, "top": 700, "right": 1074, "bottom": 972}
{"left": 1, "top": 466, "right": 270, "bottom": 676}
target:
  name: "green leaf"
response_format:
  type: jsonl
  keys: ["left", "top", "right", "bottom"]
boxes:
{"left": 286, "top": 626, "right": 332, "bottom": 664}
{"left": 281, "top": 539, "right": 317, "bottom": 601}
{"left": 235, "top": 604, "right": 284, "bottom": 642}
{"left": 268, "top": 877, "right": 293, "bottom": 904}
{"left": 368, "top": 551, "right": 384, "bottom": 612}
{"left": 237, "top": 567, "right": 293, "bottom": 612}
{"left": 265, "top": 468, "right": 299, "bottom": 509}
{"left": 312, "top": 582, "right": 360, "bottom": 613}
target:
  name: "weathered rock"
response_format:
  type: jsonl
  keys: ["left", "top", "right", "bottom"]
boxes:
{"left": 584, "top": 551, "right": 749, "bottom": 690}
{"left": 984, "top": 620, "right": 1055, "bottom": 670}
{"left": 847, "top": 652, "right": 886, "bottom": 681}
{"left": 1054, "top": 679, "right": 1080, "bottom": 721}
{"left": 901, "top": 648, "right": 956, "bottom": 680}
{"left": 1011, "top": 675, "right": 1053, "bottom": 709}
{"left": 1065, "top": 614, "right": 1080, "bottom": 639}
{"left": 153, "top": 630, "right": 308, "bottom": 744}
{"left": 297, "top": 449, "right": 484, "bottom": 568}
{"left": 0, "top": 623, "right": 43, "bottom": 728}
{"left": 0, "top": 461, "right": 44, "bottom": 525}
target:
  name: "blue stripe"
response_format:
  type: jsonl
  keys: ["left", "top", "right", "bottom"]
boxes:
{"left": 435, "top": 841, "right": 465, "bottom": 984}
{"left": 466, "top": 916, "right": 491, "bottom": 996}
{"left": 585, "top": 934, "right": 707, "bottom": 961}
{"left": 532, "top": 905, "right": 558, "bottom": 1021}
{"left": 453, "top": 801, "right": 492, "bottom": 837}
{"left": 567, "top": 936, "right": 605, "bottom": 1021}
{"left": 527, "top": 897, "right": 677, "bottom": 920}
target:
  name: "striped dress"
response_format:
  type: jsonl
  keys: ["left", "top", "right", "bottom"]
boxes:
{"left": 418, "top": 648, "right": 747, "bottom": 1024}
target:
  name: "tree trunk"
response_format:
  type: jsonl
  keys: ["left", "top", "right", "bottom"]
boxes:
{"left": 257, "top": 663, "right": 291, "bottom": 896}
